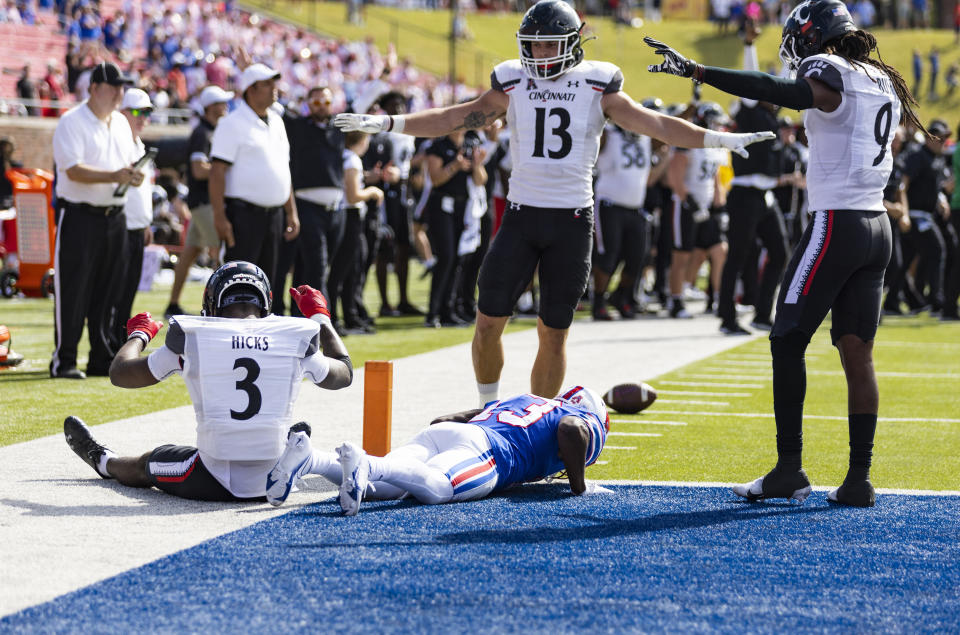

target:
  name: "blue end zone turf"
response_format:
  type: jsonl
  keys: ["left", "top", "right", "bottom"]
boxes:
{"left": 4, "top": 485, "right": 959, "bottom": 632}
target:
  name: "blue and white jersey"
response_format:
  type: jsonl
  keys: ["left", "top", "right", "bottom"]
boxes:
{"left": 468, "top": 393, "right": 607, "bottom": 490}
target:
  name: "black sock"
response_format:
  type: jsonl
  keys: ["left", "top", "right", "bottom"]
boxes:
{"left": 847, "top": 413, "right": 877, "bottom": 482}
{"left": 771, "top": 334, "right": 809, "bottom": 471}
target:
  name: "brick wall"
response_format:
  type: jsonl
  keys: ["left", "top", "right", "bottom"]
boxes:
{"left": 0, "top": 116, "right": 191, "bottom": 172}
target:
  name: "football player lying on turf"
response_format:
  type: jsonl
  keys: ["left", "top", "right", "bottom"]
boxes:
{"left": 63, "top": 261, "right": 353, "bottom": 502}
{"left": 266, "top": 386, "right": 610, "bottom": 515}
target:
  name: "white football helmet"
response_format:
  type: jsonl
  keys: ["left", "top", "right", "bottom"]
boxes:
{"left": 557, "top": 385, "right": 609, "bottom": 430}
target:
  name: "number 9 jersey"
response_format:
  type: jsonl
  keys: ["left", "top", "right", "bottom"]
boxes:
{"left": 799, "top": 54, "right": 901, "bottom": 212}
{"left": 491, "top": 59, "right": 624, "bottom": 209}
{"left": 146, "top": 315, "right": 331, "bottom": 461}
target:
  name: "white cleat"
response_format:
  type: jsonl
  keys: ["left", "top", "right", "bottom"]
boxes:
{"left": 337, "top": 442, "right": 370, "bottom": 516}
{"left": 731, "top": 476, "right": 764, "bottom": 500}
{"left": 265, "top": 431, "right": 312, "bottom": 507}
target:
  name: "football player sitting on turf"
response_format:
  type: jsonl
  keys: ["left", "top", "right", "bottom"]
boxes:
{"left": 63, "top": 261, "right": 353, "bottom": 502}
{"left": 265, "top": 386, "right": 610, "bottom": 515}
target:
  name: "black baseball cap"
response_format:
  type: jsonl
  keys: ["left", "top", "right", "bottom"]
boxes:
{"left": 90, "top": 62, "right": 134, "bottom": 86}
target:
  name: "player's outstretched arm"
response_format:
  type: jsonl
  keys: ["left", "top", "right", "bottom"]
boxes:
{"left": 289, "top": 285, "right": 353, "bottom": 390}
{"left": 429, "top": 408, "right": 484, "bottom": 425}
{"left": 557, "top": 416, "right": 590, "bottom": 495}
{"left": 333, "top": 89, "right": 508, "bottom": 138}
{"left": 109, "top": 312, "right": 163, "bottom": 389}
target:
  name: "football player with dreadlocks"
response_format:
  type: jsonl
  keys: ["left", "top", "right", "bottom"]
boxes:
{"left": 63, "top": 261, "right": 353, "bottom": 502}
{"left": 647, "top": 0, "right": 930, "bottom": 507}
{"left": 334, "top": 0, "right": 773, "bottom": 408}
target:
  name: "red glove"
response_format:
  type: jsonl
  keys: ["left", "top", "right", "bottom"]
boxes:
{"left": 290, "top": 285, "right": 332, "bottom": 327}
{"left": 126, "top": 312, "right": 163, "bottom": 346}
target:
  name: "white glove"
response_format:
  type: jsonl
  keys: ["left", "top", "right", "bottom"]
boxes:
{"left": 704, "top": 130, "right": 776, "bottom": 158}
{"left": 582, "top": 482, "right": 614, "bottom": 496}
{"left": 332, "top": 113, "right": 392, "bottom": 134}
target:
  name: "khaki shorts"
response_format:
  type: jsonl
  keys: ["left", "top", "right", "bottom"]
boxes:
{"left": 185, "top": 203, "right": 219, "bottom": 249}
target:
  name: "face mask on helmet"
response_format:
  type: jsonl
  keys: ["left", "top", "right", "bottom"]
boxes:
{"left": 516, "top": 0, "right": 584, "bottom": 80}
{"left": 778, "top": 0, "right": 855, "bottom": 71}
{"left": 557, "top": 385, "right": 610, "bottom": 431}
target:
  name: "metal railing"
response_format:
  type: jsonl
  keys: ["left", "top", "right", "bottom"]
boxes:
{"left": 0, "top": 97, "right": 196, "bottom": 122}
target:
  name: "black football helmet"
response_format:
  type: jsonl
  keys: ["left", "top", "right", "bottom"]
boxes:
{"left": 201, "top": 261, "right": 272, "bottom": 318}
{"left": 695, "top": 101, "right": 729, "bottom": 130}
{"left": 779, "top": 0, "right": 856, "bottom": 71}
{"left": 517, "top": 0, "right": 584, "bottom": 80}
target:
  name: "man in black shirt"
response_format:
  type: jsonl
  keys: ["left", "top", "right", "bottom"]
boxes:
{"left": 881, "top": 128, "right": 911, "bottom": 315}
{"left": 900, "top": 119, "right": 952, "bottom": 313}
{"left": 277, "top": 86, "right": 346, "bottom": 316}
{"left": 165, "top": 86, "right": 233, "bottom": 318}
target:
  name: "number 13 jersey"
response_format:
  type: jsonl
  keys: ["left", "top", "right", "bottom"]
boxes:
{"left": 492, "top": 59, "right": 623, "bottom": 209}
{"left": 147, "top": 315, "right": 330, "bottom": 461}
{"left": 800, "top": 54, "right": 901, "bottom": 212}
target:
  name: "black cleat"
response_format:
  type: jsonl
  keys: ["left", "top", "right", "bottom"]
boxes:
{"left": 289, "top": 421, "right": 312, "bottom": 438}
{"left": 828, "top": 478, "right": 876, "bottom": 507}
{"left": 720, "top": 320, "right": 752, "bottom": 335}
{"left": 63, "top": 416, "right": 112, "bottom": 479}
{"left": 732, "top": 467, "right": 812, "bottom": 503}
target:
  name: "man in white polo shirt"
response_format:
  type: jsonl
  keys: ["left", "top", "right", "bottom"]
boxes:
{"left": 108, "top": 88, "right": 155, "bottom": 350}
{"left": 209, "top": 63, "right": 299, "bottom": 283}
{"left": 51, "top": 61, "right": 144, "bottom": 379}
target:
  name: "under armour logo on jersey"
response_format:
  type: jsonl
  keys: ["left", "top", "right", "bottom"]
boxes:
{"left": 526, "top": 79, "right": 538, "bottom": 91}
{"left": 568, "top": 80, "right": 579, "bottom": 87}
{"left": 510, "top": 201, "right": 521, "bottom": 210}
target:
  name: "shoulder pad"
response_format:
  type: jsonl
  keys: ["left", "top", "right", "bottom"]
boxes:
{"left": 798, "top": 55, "right": 845, "bottom": 93}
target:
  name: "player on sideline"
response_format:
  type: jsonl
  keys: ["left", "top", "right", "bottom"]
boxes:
{"left": 63, "top": 262, "right": 353, "bottom": 502}
{"left": 264, "top": 386, "right": 610, "bottom": 515}
{"left": 646, "top": 0, "right": 929, "bottom": 507}
{"left": 333, "top": 0, "right": 774, "bottom": 407}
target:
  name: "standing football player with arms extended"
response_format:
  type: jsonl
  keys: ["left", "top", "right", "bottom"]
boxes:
{"left": 646, "top": 0, "right": 930, "bottom": 507}
{"left": 334, "top": 0, "right": 773, "bottom": 408}
{"left": 63, "top": 261, "right": 353, "bottom": 502}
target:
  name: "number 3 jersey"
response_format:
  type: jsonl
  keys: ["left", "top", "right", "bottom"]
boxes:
{"left": 147, "top": 315, "right": 330, "bottom": 461}
{"left": 491, "top": 59, "right": 623, "bottom": 209}
{"left": 467, "top": 393, "right": 607, "bottom": 490}
{"left": 799, "top": 54, "right": 901, "bottom": 212}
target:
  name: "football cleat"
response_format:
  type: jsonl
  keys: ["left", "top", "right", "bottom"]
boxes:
{"left": 827, "top": 479, "right": 876, "bottom": 507}
{"left": 732, "top": 467, "right": 812, "bottom": 503}
{"left": 336, "top": 441, "right": 370, "bottom": 516}
{"left": 265, "top": 429, "right": 313, "bottom": 507}
{"left": 63, "top": 416, "right": 112, "bottom": 479}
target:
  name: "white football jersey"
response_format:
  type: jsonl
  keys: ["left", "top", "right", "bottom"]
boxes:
{"left": 594, "top": 124, "right": 652, "bottom": 208}
{"left": 492, "top": 59, "right": 623, "bottom": 209}
{"left": 800, "top": 54, "right": 901, "bottom": 212}
{"left": 683, "top": 147, "right": 728, "bottom": 211}
{"left": 389, "top": 131, "right": 416, "bottom": 180}
{"left": 149, "top": 315, "right": 328, "bottom": 461}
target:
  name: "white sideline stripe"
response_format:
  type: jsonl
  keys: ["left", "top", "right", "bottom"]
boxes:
{"left": 877, "top": 340, "right": 960, "bottom": 349}
{"left": 588, "top": 480, "right": 960, "bottom": 496}
{"left": 656, "top": 399, "right": 729, "bottom": 406}
{"left": 658, "top": 390, "right": 753, "bottom": 397}
{"left": 698, "top": 368, "right": 769, "bottom": 376}
{"left": 807, "top": 370, "right": 960, "bottom": 379}
{"left": 723, "top": 354, "right": 770, "bottom": 360}
{"left": 595, "top": 461, "right": 609, "bottom": 465}
{"left": 660, "top": 380, "right": 764, "bottom": 388}
{"left": 683, "top": 372, "right": 769, "bottom": 380}
{"left": 646, "top": 409, "right": 960, "bottom": 423}
{"left": 611, "top": 419, "right": 687, "bottom": 426}
{"left": 608, "top": 432, "right": 662, "bottom": 437}
{"left": 603, "top": 446, "right": 638, "bottom": 450}
{"left": 716, "top": 360, "right": 769, "bottom": 367}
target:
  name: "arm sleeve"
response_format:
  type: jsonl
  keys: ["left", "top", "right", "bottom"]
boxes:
{"left": 209, "top": 117, "right": 241, "bottom": 164}
{"left": 701, "top": 67, "right": 815, "bottom": 111}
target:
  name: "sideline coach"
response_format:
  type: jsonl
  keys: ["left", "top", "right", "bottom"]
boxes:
{"left": 209, "top": 63, "right": 299, "bottom": 281}
{"left": 51, "top": 62, "right": 142, "bottom": 379}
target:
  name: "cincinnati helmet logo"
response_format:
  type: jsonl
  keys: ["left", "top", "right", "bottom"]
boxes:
{"left": 791, "top": 0, "right": 813, "bottom": 25}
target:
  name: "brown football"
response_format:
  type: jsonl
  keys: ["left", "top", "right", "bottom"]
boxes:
{"left": 603, "top": 382, "right": 657, "bottom": 414}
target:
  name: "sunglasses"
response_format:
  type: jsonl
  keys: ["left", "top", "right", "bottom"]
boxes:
{"left": 128, "top": 108, "right": 152, "bottom": 118}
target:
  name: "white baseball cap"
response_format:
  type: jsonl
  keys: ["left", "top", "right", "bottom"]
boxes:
{"left": 238, "top": 63, "right": 280, "bottom": 94}
{"left": 198, "top": 85, "right": 234, "bottom": 109}
{"left": 121, "top": 88, "right": 152, "bottom": 111}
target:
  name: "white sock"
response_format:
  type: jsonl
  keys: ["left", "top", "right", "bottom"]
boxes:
{"left": 304, "top": 450, "right": 342, "bottom": 484}
{"left": 477, "top": 382, "right": 499, "bottom": 408}
{"left": 97, "top": 451, "right": 117, "bottom": 478}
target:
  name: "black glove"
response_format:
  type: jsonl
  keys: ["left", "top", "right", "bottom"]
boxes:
{"left": 644, "top": 36, "right": 698, "bottom": 78}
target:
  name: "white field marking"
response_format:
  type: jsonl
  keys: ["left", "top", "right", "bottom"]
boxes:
{"left": 682, "top": 372, "right": 769, "bottom": 380}
{"left": 876, "top": 340, "right": 960, "bottom": 349}
{"left": 603, "top": 446, "right": 639, "bottom": 450}
{"left": 806, "top": 370, "right": 960, "bottom": 379}
{"left": 646, "top": 409, "right": 960, "bottom": 423}
{"left": 715, "top": 360, "right": 770, "bottom": 367}
{"left": 658, "top": 390, "right": 753, "bottom": 397}
{"left": 660, "top": 380, "right": 764, "bottom": 389}
{"left": 608, "top": 432, "right": 662, "bottom": 437}
{"left": 611, "top": 419, "right": 687, "bottom": 426}
{"left": 722, "top": 354, "right": 770, "bottom": 360}
{"left": 594, "top": 461, "right": 609, "bottom": 465}
{"left": 656, "top": 399, "right": 730, "bottom": 406}
{"left": 587, "top": 480, "right": 960, "bottom": 496}
{"left": 698, "top": 367, "right": 769, "bottom": 376}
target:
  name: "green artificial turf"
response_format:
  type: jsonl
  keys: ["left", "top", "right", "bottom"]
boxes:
{"left": 586, "top": 314, "right": 960, "bottom": 491}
